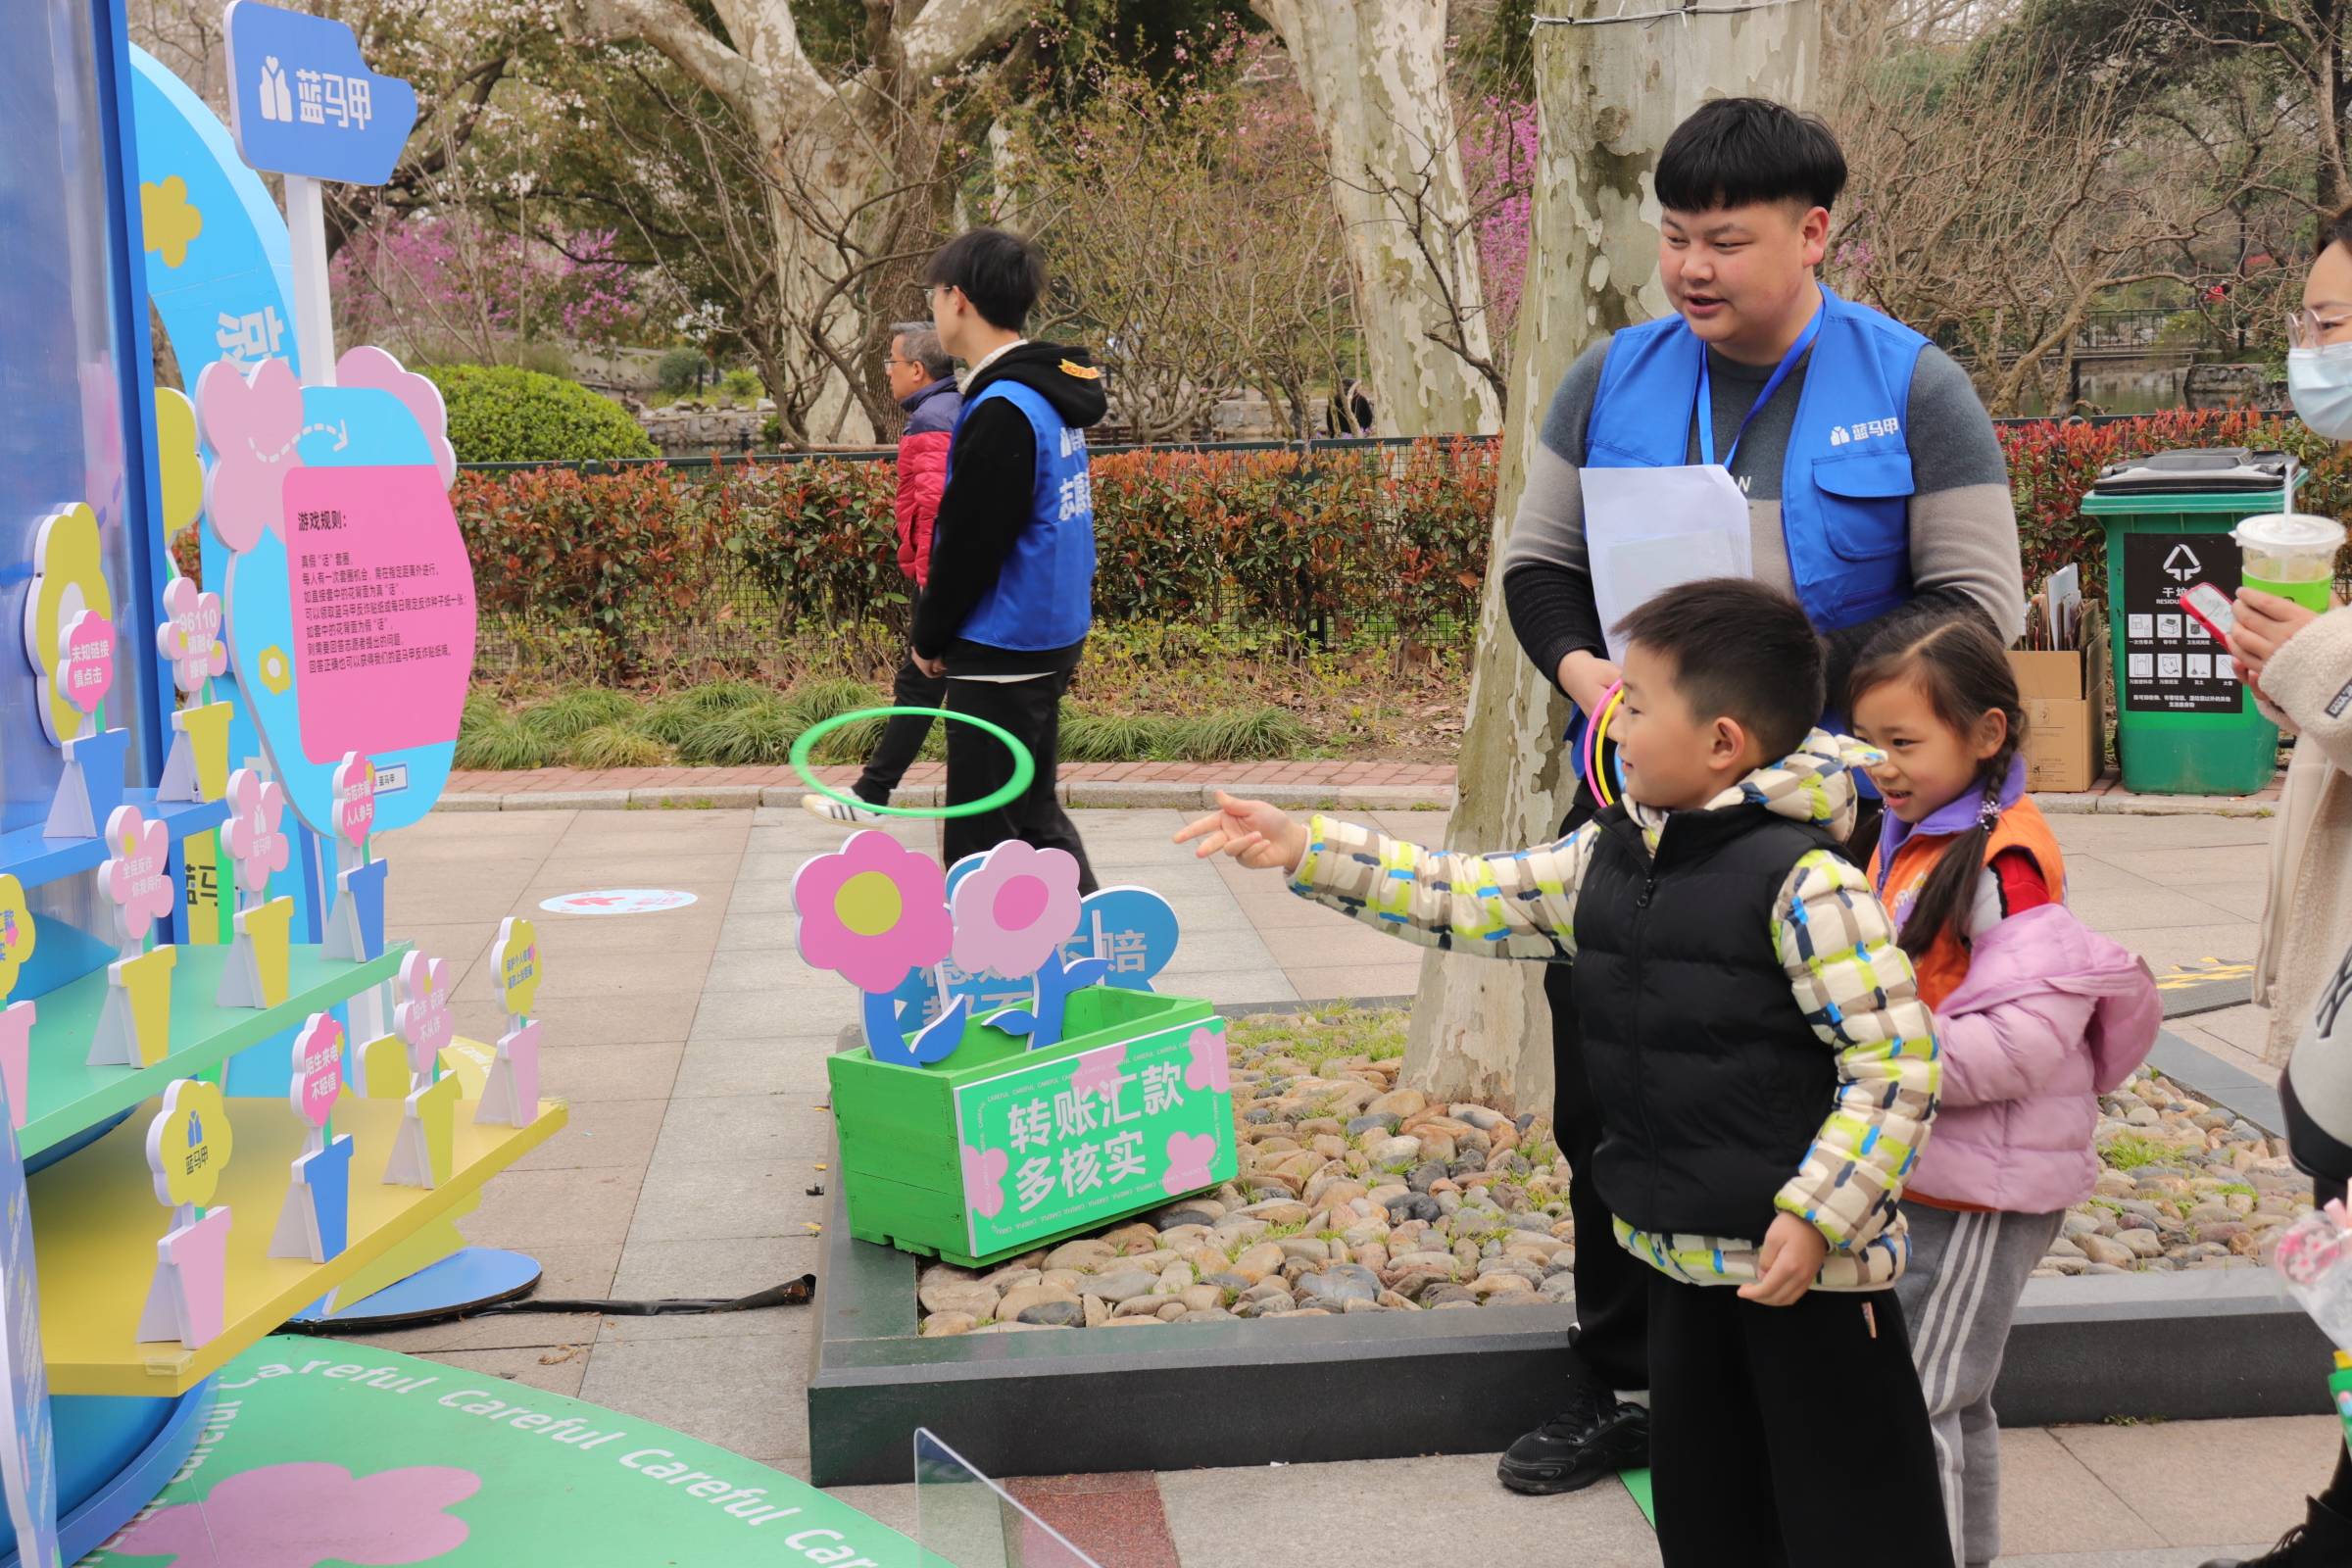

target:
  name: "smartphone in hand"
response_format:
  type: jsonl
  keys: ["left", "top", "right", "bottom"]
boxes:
{"left": 2179, "top": 581, "right": 2238, "bottom": 645}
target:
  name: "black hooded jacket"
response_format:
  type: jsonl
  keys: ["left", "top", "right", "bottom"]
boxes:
{"left": 910, "top": 341, "right": 1109, "bottom": 670}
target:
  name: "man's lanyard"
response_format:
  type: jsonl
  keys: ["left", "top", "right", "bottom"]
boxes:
{"left": 1694, "top": 306, "right": 1824, "bottom": 471}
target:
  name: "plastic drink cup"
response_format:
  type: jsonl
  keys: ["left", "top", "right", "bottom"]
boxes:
{"left": 2334, "top": 1352, "right": 2352, "bottom": 1461}
{"left": 2232, "top": 513, "right": 2345, "bottom": 612}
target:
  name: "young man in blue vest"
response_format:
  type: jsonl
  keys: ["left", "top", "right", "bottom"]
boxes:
{"left": 909, "top": 228, "right": 1107, "bottom": 890}
{"left": 1494, "top": 98, "right": 2024, "bottom": 1495}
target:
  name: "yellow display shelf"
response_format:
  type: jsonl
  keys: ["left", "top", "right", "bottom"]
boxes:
{"left": 29, "top": 1082, "right": 565, "bottom": 1396}
{"left": 19, "top": 942, "right": 409, "bottom": 1156}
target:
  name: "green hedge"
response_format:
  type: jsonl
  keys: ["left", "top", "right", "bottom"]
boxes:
{"left": 453, "top": 439, "right": 1499, "bottom": 658}
{"left": 422, "top": 365, "right": 657, "bottom": 464}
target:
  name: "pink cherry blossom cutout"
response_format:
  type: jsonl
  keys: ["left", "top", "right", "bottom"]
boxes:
{"left": 196, "top": 356, "right": 305, "bottom": 553}
{"left": 157, "top": 575, "right": 227, "bottom": 693}
{"left": 1182, "top": 1027, "right": 1229, "bottom": 1095}
{"left": 337, "top": 346, "right": 457, "bottom": 489}
{"left": 108, "top": 1460, "right": 479, "bottom": 1568}
{"left": 961, "top": 1143, "right": 1008, "bottom": 1219}
{"left": 1162, "top": 1131, "right": 1216, "bottom": 1197}
{"left": 1071, "top": 1044, "right": 1127, "bottom": 1102}
{"left": 101, "top": 805, "right": 175, "bottom": 941}
{"left": 223, "top": 767, "right": 291, "bottom": 895}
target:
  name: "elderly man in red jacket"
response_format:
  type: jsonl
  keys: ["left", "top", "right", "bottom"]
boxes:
{"left": 805, "top": 322, "right": 963, "bottom": 821}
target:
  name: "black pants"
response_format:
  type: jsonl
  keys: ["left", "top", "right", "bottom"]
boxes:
{"left": 853, "top": 655, "right": 948, "bottom": 805}
{"left": 1650, "top": 1275, "right": 1952, "bottom": 1567}
{"left": 941, "top": 662, "right": 1098, "bottom": 894}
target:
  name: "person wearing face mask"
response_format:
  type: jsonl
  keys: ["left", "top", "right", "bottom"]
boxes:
{"left": 2199, "top": 209, "right": 2352, "bottom": 1568}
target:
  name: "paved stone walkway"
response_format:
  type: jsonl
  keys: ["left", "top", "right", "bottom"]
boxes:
{"left": 357, "top": 800, "right": 2326, "bottom": 1566}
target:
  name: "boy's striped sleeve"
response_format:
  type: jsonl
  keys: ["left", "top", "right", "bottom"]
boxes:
{"left": 1288, "top": 814, "right": 1597, "bottom": 960}
{"left": 1771, "top": 848, "right": 1942, "bottom": 1250}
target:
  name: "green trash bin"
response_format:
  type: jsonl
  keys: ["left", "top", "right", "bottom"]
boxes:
{"left": 2081, "top": 449, "right": 2285, "bottom": 796}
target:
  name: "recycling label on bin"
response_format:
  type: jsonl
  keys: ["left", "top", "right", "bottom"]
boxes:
{"left": 2120, "top": 532, "right": 2242, "bottom": 714}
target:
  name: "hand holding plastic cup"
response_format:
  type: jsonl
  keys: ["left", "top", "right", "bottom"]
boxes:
{"left": 2233, "top": 514, "right": 2346, "bottom": 613}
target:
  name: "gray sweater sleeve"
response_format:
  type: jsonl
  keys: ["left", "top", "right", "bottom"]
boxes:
{"left": 1500, "top": 341, "right": 1613, "bottom": 692}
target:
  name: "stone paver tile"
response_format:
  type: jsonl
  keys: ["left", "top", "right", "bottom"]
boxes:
{"left": 528, "top": 909, "right": 727, "bottom": 956}
{"left": 670, "top": 1037, "right": 840, "bottom": 1100}
{"left": 455, "top": 946, "right": 710, "bottom": 1005}
{"left": 1286, "top": 963, "right": 1424, "bottom": 1004}
{"left": 1142, "top": 893, "right": 1257, "bottom": 934}
{"left": 2107, "top": 924, "right": 2265, "bottom": 975}
{"left": 817, "top": 1484, "right": 918, "bottom": 1542}
{"left": 1080, "top": 858, "right": 1231, "bottom": 894}
{"left": 452, "top": 993, "right": 696, "bottom": 1050}
{"left": 593, "top": 1237, "right": 820, "bottom": 1342}
{"left": 689, "top": 990, "right": 852, "bottom": 1045}
{"left": 1231, "top": 888, "right": 1368, "bottom": 931}
{"left": 2167, "top": 878, "right": 2270, "bottom": 921}
{"left": 1993, "top": 1426, "right": 2167, "bottom": 1556}
{"left": 514, "top": 1097, "right": 667, "bottom": 1172}
{"left": 720, "top": 876, "right": 800, "bottom": 914}
{"left": 1157, "top": 968, "right": 1300, "bottom": 1007}
{"left": 1159, "top": 1453, "right": 1659, "bottom": 1567}
{"left": 705, "top": 949, "right": 825, "bottom": 993}
{"left": 2066, "top": 880, "right": 2247, "bottom": 935}
{"left": 2169, "top": 1022, "right": 2276, "bottom": 1088}
{"left": 1153, "top": 927, "right": 1283, "bottom": 976}
{"left": 626, "top": 1154, "right": 828, "bottom": 1242}
{"left": 2050, "top": 813, "right": 2277, "bottom": 854}
{"left": 716, "top": 909, "right": 801, "bottom": 952}
{"left": 462, "top": 1166, "right": 644, "bottom": 1249}
{"left": 1004, "top": 1472, "right": 1181, "bottom": 1568}
{"left": 416, "top": 1343, "right": 593, "bottom": 1399}
{"left": 652, "top": 1093, "right": 835, "bottom": 1164}
{"left": 556, "top": 812, "right": 755, "bottom": 845}
{"left": 1257, "top": 919, "right": 1435, "bottom": 969}
{"left": 516, "top": 859, "right": 746, "bottom": 903}
{"left": 578, "top": 1331, "right": 807, "bottom": 1462}
{"left": 2180, "top": 1004, "right": 2275, "bottom": 1057}
{"left": 334, "top": 1241, "right": 622, "bottom": 1355}
{"left": 384, "top": 808, "right": 577, "bottom": 842}
{"left": 382, "top": 923, "right": 497, "bottom": 984}
{"left": 2108, "top": 844, "right": 2282, "bottom": 885}
{"left": 535, "top": 1039, "right": 686, "bottom": 1103}
{"left": 2048, "top": 1416, "right": 2343, "bottom": 1546}
{"left": 1367, "top": 808, "right": 1458, "bottom": 837}
{"left": 387, "top": 882, "right": 537, "bottom": 928}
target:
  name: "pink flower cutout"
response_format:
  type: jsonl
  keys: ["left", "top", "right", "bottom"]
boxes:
{"left": 291, "top": 1012, "right": 346, "bottom": 1129}
{"left": 950, "top": 842, "right": 1084, "bottom": 980}
{"left": 1183, "top": 1027, "right": 1230, "bottom": 1095}
{"left": 793, "top": 830, "right": 952, "bottom": 994}
{"left": 223, "top": 767, "right": 290, "bottom": 895}
{"left": 961, "top": 1143, "right": 1008, "bottom": 1219}
{"left": 157, "top": 575, "right": 226, "bottom": 694}
{"left": 338, "top": 346, "right": 457, "bottom": 489}
{"left": 60, "top": 610, "right": 116, "bottom": 715}
{"left": 394, "top": 952, "right": 454, "bottom": 1076}
{"left": 1162, "top": 1131, "right": 1216, "bottom": 1197}
{"left": 196, "top": 355, "right": 304, "bottom": 552}
{"left": 101, "top": 805, "right": 174, "bottom": 942}
{"left": 1072, "top": 1044, "right": 1127, "bottom": 1102}
{"left": 108, "top": 1460, "right": 478, "bottom": 1568}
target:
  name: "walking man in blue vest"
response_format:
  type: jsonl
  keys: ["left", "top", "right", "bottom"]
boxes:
{"left": 1494, "top": 97, "right": 2024, "bottom": 1495}
{"left": 910, "top": 228, "right": 1107, "bottom": 891}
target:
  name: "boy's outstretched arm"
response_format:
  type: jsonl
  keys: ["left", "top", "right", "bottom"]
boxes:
{"left": 1771, "top": 848, "right": 1942, "bottom": 1256}
{"left": 1177, "top": 792, "right": 1596, "bottom": 960}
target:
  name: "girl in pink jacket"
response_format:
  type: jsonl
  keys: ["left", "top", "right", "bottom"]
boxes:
{"left": 1849, "top": 610, "right": 2161, "bottom": 1568}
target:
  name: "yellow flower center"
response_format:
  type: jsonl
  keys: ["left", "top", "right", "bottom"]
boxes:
{"left": 836, "top": 870, "right": 902, "bottom": 937}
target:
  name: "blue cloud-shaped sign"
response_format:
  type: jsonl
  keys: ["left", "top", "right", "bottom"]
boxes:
{"left": 222, "top": 1, "right": 417, "bottom": 185}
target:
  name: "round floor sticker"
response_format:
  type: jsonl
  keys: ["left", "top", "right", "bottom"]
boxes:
{"left": 538, "top": 889, "right": 699, "bottom": 916}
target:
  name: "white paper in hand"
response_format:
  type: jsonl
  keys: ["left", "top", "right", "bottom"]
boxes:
{"left": 1580, "top": 465, "right": 1753, "bottom": 661}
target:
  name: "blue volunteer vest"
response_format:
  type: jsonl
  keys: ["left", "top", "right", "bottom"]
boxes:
{"left": 1585, "top": 284, "right": 1926, "bottom": 633}
{"left": 950, "top": 379, "right": 1096, "bottom": 652}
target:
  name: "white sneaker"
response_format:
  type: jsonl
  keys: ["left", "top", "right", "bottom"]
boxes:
{"left": 803, "top": 793, "right": 889, "bottom": 823}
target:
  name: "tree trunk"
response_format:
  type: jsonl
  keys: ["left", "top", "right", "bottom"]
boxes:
{"left": 1399, "top": 0, "right": 1822, "bottom": 1113}
{"left": 1251, "top": 0, "right": 1501, "bottom": 436}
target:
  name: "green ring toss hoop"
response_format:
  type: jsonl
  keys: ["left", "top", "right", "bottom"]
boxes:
{"left": 790, "top": 707, "right": 1036, "bottom": 819}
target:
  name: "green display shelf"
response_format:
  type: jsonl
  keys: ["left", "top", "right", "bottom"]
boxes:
{"left": 18, "top": 942, "right": 410, "bottom": 1156}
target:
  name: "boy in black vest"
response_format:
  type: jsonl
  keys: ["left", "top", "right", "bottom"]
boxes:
{"left": 1178, "top": 579, "right": 1951, "bottom": 1566}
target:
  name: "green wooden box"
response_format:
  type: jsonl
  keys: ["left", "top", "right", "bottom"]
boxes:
{"left": 826, "top": 986, "right": 1238, "bottom": 1269}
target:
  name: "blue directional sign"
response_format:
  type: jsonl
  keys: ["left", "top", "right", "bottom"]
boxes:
{"left": 220, "top": 1, "right": 417, "bottom": 185}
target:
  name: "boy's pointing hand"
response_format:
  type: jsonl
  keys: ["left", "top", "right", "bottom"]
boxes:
{"left": 1175, "top": 791, "right": 1308, "bottom": 874}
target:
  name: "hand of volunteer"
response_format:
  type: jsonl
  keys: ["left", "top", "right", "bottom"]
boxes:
{"left": 2231, "top": 654, "right": 2273, "bottom": 707}
{"left": 1558, "top": 650, "right": 1623, "bottom": 718}
{"left": 2229, "top": 589, "right": 2322, "bottom": 684}
{"left": 1740, "top": 1212, "right": 1828, "bottom": 1306}
{"left": 1174, "top": 791, "right": 1308, "bottom": 873}
{"left": 911, "top": 649, "right": 947, "bottom": 679}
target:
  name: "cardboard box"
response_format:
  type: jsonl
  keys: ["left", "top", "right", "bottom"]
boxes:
{"left": 2008, "top": 646, "right": 2105, "bottom": 793}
